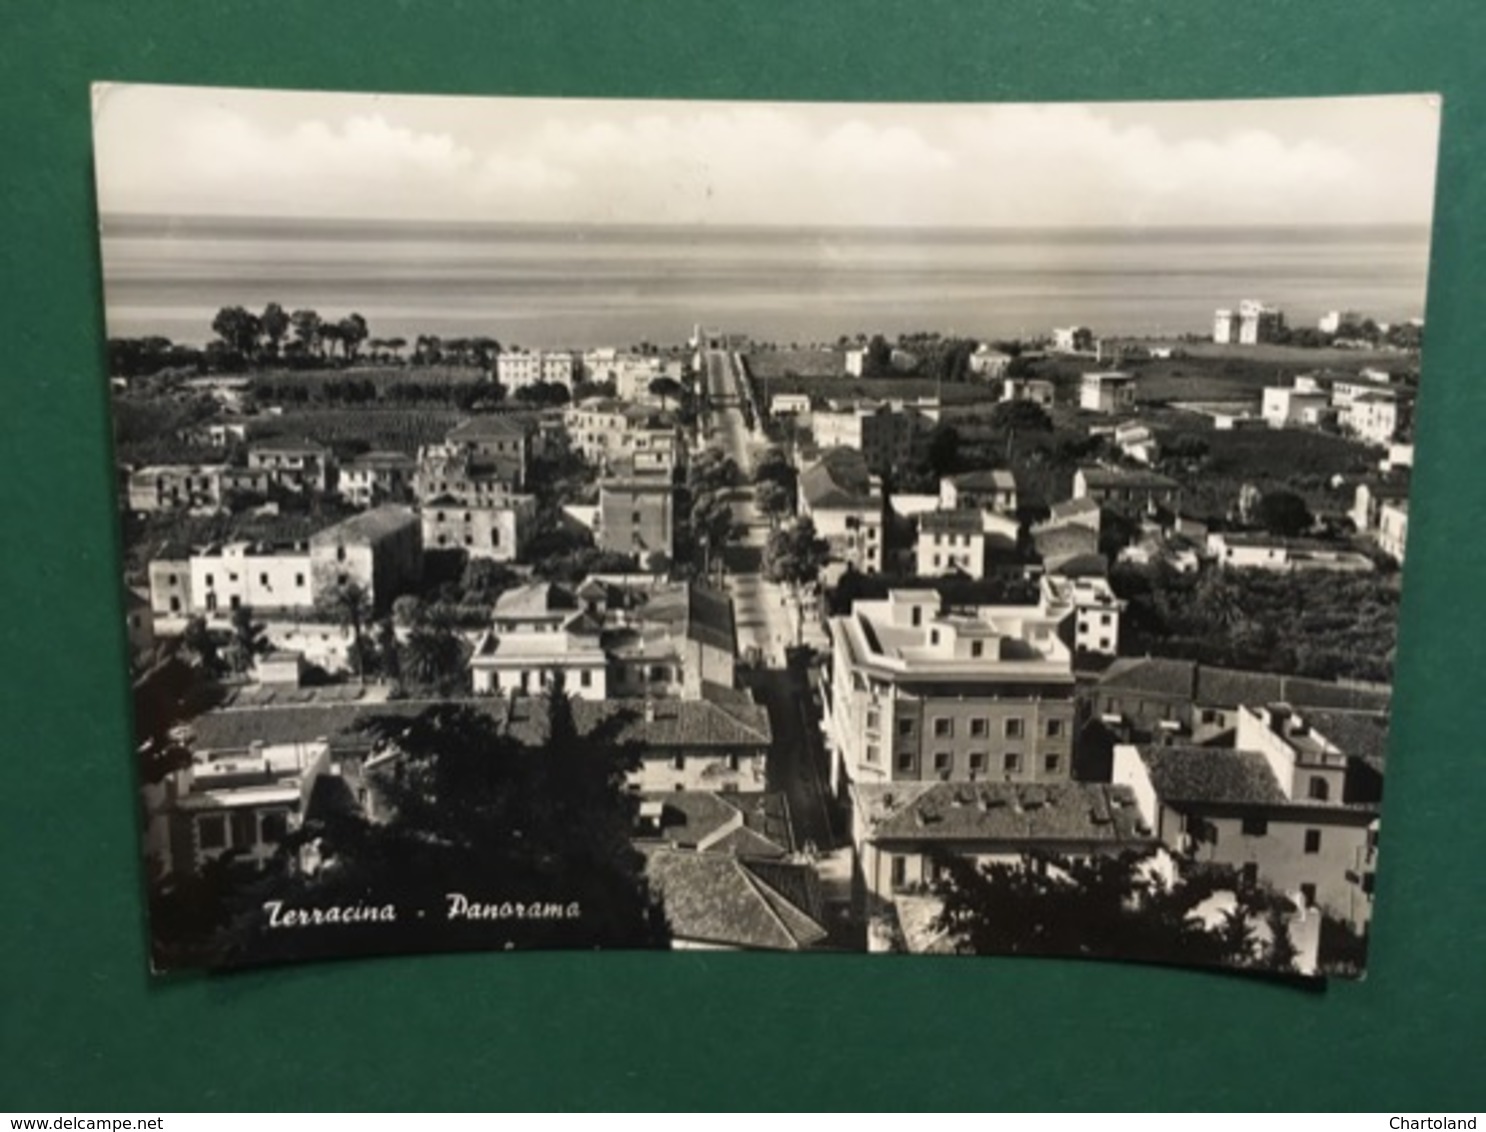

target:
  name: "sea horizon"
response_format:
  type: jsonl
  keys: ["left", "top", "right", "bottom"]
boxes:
{"left": 99, "top": 213, "right": 1433, "bottom": 350}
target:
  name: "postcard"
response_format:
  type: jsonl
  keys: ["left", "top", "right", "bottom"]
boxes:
{"left": 96, "top": 84, "right": 1438, "bottom": 976}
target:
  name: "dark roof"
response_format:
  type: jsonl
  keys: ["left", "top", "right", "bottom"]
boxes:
{"left": 643, "top": 851, "right": 827, "bottom": 950}
{"left": 1077, "top": 467, "right": 1180, "bottom": 491}
{"left": 1098, "top": 657, "right": 1198, "bottom": 700}
{"left": 186, "top": 699, "right": 497, "bottom": 752}
{"left": 920, "top": 509, "right": 983, "bottom": 536}
{"left": 1136, "top": 745, "right": 1289, "bottom": 806}
{"left": 1196, "top": 667, "right": 1391, "bottom": 713}
{"left": 949, "top": 469, "right": 1016, "bottom": 492}
{"left": 686, "top": 585, "right": 736, "bottom": 653}
{"left": 446, "top": 415, "right": 531, "bottom": 441}
{"left": 855, "top": 781, "right": 1151, "bottom": 845}
{"left": 251, "top": 437, "right": 330, "bottom": 455}
{"left": 348, "top": 451, "right": 416, "bottom": 471}
{"left": 1047, "top": 497, "right": 1102, "bottom": 523}
{"left": 636, "top": 791, "right": 792, "bottom": 857}
{"left": 309, "top": 506, "right": 419, "bottom": 546}
{"left": 505, "top": 698, "right": 771, "bottom": 750}
{"left": 1299, "top": 709, "right": 1390, "bottom": 767}
{"left": 800, "top": 447, "right": 874, "bottom": 509}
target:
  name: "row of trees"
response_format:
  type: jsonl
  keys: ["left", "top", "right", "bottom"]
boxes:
{"left": 929, "top": 851, "right": 1304, "bottom": 974}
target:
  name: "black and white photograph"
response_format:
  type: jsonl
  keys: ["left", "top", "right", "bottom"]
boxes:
{"left": 96, "top": 84, "right": 1438, "bottom": 977}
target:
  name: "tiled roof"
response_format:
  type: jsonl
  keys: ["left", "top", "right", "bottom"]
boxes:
{"left": 687, "top": 585, "right": 736, "bottom": 653}
{"left": 309, "top": 505, "right": 419, "bottom": 545}
{"left": 505, "top": 698, "right": 772, "bottom": 750}
{"left": 251, "top": 437, "right": 330, "bottom": 455}
{"left": 446, "top": 414, "right": 531, "bottom": 441}
{"left": 1045, "top": 497, "right": 1102, "bottom": 524}
{"left": 1136, "top": 745, "right": 1289, "bottom": 806}
{"left": 854, "top": 781, "right": 1150, "bottom": 844}
{"left": 950, "top": 469, "right": 1016, "bottom": 491}
{"left": 1097, "top": 657, "right": 1198, "bottom": 699}
{"left": 185, "top": 699, "right": 500, "bottom": 752}
{"left": 636, "top": 791, "right": 791, "bottom": 857}
{"left": 1300, "top": 709, "right": 1390, "bottom": 767}
{"left": 494, "top": 581, "right": 577, "bottom": 618}
{"left": 644, "top": 850, "right": 827, "bottom": 950}
{"left": 920, "top": 509, "right": 983, "bottom": 536}
{"left": 1196, "top": 667, "right": 1391, "bottom": 713}
{"left": 800, "top": 447, "right": 874, "bottom": 509}
{"left": 1077, "top": 467, "right": 1180, "bottom": 491}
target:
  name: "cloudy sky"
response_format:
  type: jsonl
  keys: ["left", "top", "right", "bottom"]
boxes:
{"left": 92, "top": 84, "right": 1440, "bottom": 229}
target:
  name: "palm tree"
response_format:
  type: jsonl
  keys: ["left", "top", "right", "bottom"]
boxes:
{"left": 316, "top": 581, "right": 373, "bottom": 684}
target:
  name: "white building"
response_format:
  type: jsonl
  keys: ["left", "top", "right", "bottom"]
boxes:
{"left": 1079, "top": 371, "right": 1136, "bottom": 413}
{"left": 1376, "top": 500, "right": 1409, "bottom": 563}
{"left": 497, "top": 350, "right": 575, "bottom": 391}
{"left": 1262, "top": 386, "right": 1332, "bottom": 429}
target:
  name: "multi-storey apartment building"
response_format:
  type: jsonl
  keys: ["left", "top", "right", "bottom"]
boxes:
{"left": 496, "top": 349, "right": 575, "bottom": 391}
{"left": 811, "top": 398, "right": 937, "bottom": 477}
{"left": 1113, "top": 703, "right": 1381, "bottom": 926}
{"left": 246, "top": 438, "right": 334, "bottom": 493}
{"left": 798, "top": 447, "right": 884, "bottom": 574}
{"left": 823, "top": 587, "right": 1079, "bottom": 793}
{"left": 421, "top": 497, "right": 536, "bottom": 562}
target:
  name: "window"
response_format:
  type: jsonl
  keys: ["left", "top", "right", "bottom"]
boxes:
{"left": 971, "top": 641, "right": 984, "bottom": 658}
{"left": 1046, "top": 719, "right": 1064, "bottom": 739}
{"left": 1043, "top": 754, "right": 1060, "bottom": 774}
{"left": 167, "top": 573, "right": 178, "bottom": 585}
{"left": 260, "top": 812, "right": 289, "bottom": 843}
{"left": 580, "top": 670, "right": 592, "bottom": 688}
{"left": 336, "top": 546, "right": 347, "bottom": 563}
{"left": 968, "top": 752, "right": 986, "bottom": 773}
{"left": 1299, "top": 883, "right": 1317, "bottom": 908}
{"left": 631, "top": 510, "right": 642, "bottom": 524}
{"left": 896, "top": 751, "right": 914, "bottom": 772}
{"left": 1004, "top": 718, "right": 1025, "bottom": 739}
{"left": 230, "top": 811, "right": 258, "bottom": 848}
{"left": 933, "top": 751, "right": 951, "bottom": 773}
{"left": 969, "top": 718, "right": 988, "bottom": 738}
{"left": 295, "top": 573, "right": 305, "bottom": 587}
{"left": 930, "top": 629, "right": 940, "bottom": 644}
{"left": 1304, "top": 829, "right": 1322, "bottom": 854}
{"left": 911, "top": 606, "right": 922, "bottom": 627}
{"left": 1200, "top": 709, "right": 1218, "bottom": 725}
{"left": 259, "top": 573, "right": 269, "bottom": 586}
{"left": 726, "top": 754, "right": 740, "bottom": 772}
{"left": 672, "top": 753, "right": 685, "bottom": 771}
{"left": 1240, "top": 863, "right": 1259, "bottom": 888}
{"left": 1003, "top": 752, "right": 1022, "bottom": 773}
{"left": 205, "top": 574, "right": 214, "bottom": 587}
{"left": 197, "top": 815, "right": 226, "bottom": 850}
{"left": 491, "top": 529, "right": 501, "bottom": 546}
{"left": 890, "top": 856, "right": 907, "bottom": 888}
{"left": 464, "top": 535, "right": 474, "bottom": 546}
{"left": 866, "top": 709, "right": 881, "bottom": 731}
{"left": 1242, "top": 816, "right": 1269, "bottom": 837}
{"left": 933, "top": 718, "right": 953, "bottom": 739}
{"left": 897, "top": 718, "right": 914, "bottom": 737}
{"left": 866, "top": 744, "right": 881, "bottom": 765}
{"left": 1308, "top": 776, "right": 1330, "bottom": 802}
{"left": 1101, "top": 613, "right": 1112, "bottom": 626}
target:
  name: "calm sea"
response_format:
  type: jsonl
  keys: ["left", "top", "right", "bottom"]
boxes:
{"left": 98, "top": 215, "right": 1433, "bottom": 349}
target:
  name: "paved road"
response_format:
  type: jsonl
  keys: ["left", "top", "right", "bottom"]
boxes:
{"left": 745, "top": 667, "right": 841, "bottom": 851}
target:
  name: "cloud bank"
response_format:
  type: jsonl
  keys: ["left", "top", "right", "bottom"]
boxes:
{"left": 93, "top": 85, "right": 1440, "bottom": 229}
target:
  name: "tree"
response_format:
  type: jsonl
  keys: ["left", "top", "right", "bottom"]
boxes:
{"left": 246, "top": 695, "right": 671, "bottom": 963}
{"left": 690, "top": 490, "right": 740, "bottom": 580}
{"left": 290, "top": 309, "right": 322, "bottom": 358}
{"left": 316, "top": 581, "right": 373, "bottom": 684}
{"left": 180, "top": 615, "right": 224, "bottom": 676}
{"left": 373, "top": 618, "right": 401, "bottom": 685}
{"left": 927, "top": 423, "right": 962, "bottom": 478}
{"left": 459, "top": 558, "right": 519, "bottom": 604}
{"left": 648, "top": 376, "right": 684, "bottom": 410}
{"left": 689, "top": 447, "right": 741, "bottom": 497}
{"left": 990, "top": 399, "right": 1053, "bottom": 432}
{"left": 1254, "top": 490, "right": 1312, "bottom": 538}
{"left": 402, "top": 619, "right": 468, "bottom": 695}
{"left": 755, "top": 479, "right": 792, "bottom": 528}
{"left": 763, "top": 517, "right": 831, "bottom": 645}
{"left": 223, "top": 605, "right": 258, "bottom": 675}
{"left": 864, "top": 333, "right": 892, "bottom": 377}
{"left": 931, "top": 850, "right": 1273, "bottom": 970}
{"left": 211, "top": 306, "right": 262, "bottom": 362}
{"left": 260, "top": 302, "right": 290, "bottom": 359}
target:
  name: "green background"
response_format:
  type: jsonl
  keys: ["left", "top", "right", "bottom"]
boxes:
{"left": 3, "top": 0, "right": 1484, "bottom": 1112}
